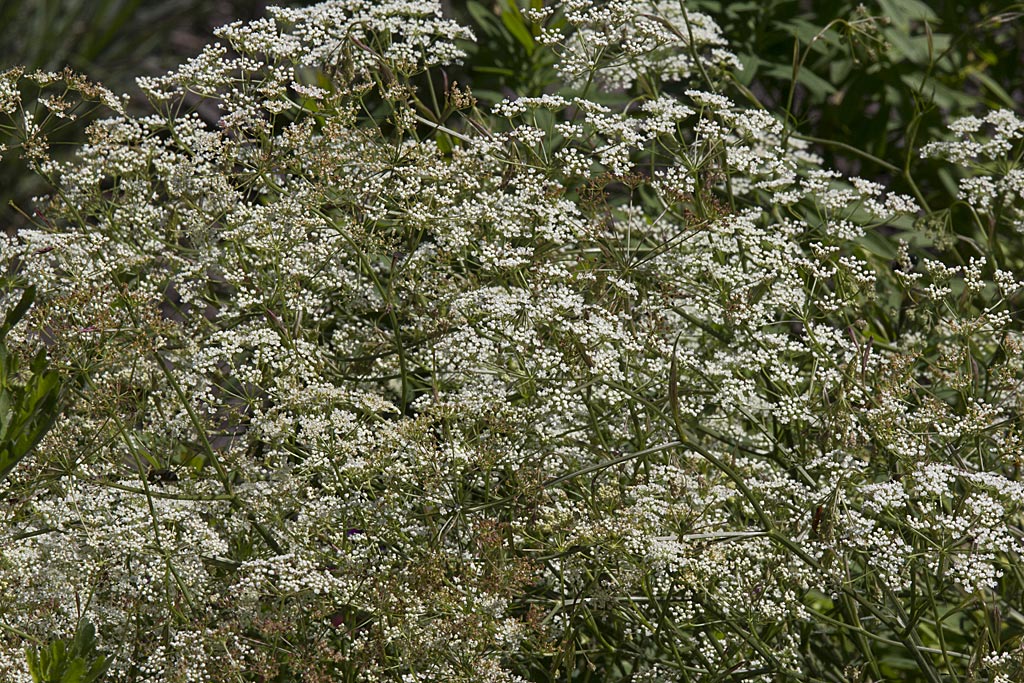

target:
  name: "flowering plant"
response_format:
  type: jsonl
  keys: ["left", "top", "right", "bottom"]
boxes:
{"left": 1, "top": 2, "right": 1022, "bottom": 681}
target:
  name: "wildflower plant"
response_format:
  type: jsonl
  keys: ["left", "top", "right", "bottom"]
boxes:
{"left": 1, "top": 1, "right": 1023, "bottom": 682}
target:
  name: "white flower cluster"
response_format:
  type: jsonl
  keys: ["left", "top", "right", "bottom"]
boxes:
{"left": 546, "top": 0, "right": 740, "bottom": 90}
{"left": 1, "top": 1, "right": 1023, "bottom": 681}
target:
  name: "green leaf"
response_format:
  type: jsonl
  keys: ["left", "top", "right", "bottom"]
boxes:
{"left": 763, "top": 63, "right": 836, "bottom": 98}
{"left": 46, "top": 641, "right": 66, "bottom": 679}
{"left": 0, "top": 390, "right": 11, "bottom": 441}
{"left": 972, "top": 69, "right": 1017, "bottom": 109}
{"left": 1, "top": 286, "right": 35, "bottom": 338}
{"left": 500, "top": 1, "right": 535, "bottom": 56}
{"left": 85, "top": 656, "right": 109, "bottom": 683}
{"left": 24, "top": 621, "right": 108, "bottom": 683}
{"left": 878, "top": 0, "right": 937, "bottom": 27}
{"left": 473, "top": 66, "right": 517, "bottom": 77}
{"left": 62, "top": 658, "right": 87, "bottom": 683}
{"left": 436, "top": 132, "right": 453, "bottom": 156}
{"left": 70, "top": 622, "right": 96, "bottom": 655}
{"left": 829, "top": 56, "right": 853, "bottom": 84}
{"left": 26, "top": 647, "right": 41, "bottom": 681}
{"left": 856, "top": 229, "right": 898, "bottom": 260}
{"left": 880, "top": 654, "right": 927, "bottom": 671}
{"left": 736, "top": 52, "right": 761, "bottom": 86}
{"left": 776, "top": 18, "right": 831, "bottom": 48}
{"left": 0, "top": 350, "right": 60, "bottom": 481}
{"left": 884, "top": 28, "right": 932, "bottom": 65}
{"left": 719, "top": 1, "right": 760, "bottom": 17}
{"left": 466, "top": 1, "right": 501, "bottom": 38}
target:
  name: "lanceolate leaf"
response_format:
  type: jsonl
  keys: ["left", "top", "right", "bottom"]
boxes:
{"left": 0, "top": 287, "right": 62, "bottom": 483}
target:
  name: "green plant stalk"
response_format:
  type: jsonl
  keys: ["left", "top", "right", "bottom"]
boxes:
{"left": 153, "top": 352, "right": 285, "bottom": 555}
{"left": 669, "top": 345, "right": 945, "bottom": 683}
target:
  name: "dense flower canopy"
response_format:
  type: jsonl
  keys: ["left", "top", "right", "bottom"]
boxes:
{"left": 1, "top": 1, "right": 1023, "bottom": 682}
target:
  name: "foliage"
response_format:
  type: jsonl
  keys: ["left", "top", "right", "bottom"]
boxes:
{"left": 455, "top": 0, "right": 558, "bottom": 103}
{"left": 0, "top": 285, "right": 60, "bottom": 483}
{"left": 25, "top": 621, "right": 109, "bottom": 683}
{"left": 0, "top": 1, "right": 1023, "bottom": 682}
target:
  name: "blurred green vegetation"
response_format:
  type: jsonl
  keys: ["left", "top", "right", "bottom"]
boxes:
{"left": 695, "top": 1, "right": 1023, "bottom": 201}
{"left": 0, "top": 0, "right": 277, "bottom": 87}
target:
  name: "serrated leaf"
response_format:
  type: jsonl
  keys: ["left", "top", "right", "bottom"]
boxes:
{"left": 0, "top": 359, "right": 60, "bottom": 481}
{"left": 71, "top": 621, "right": 96, "bottom": 654}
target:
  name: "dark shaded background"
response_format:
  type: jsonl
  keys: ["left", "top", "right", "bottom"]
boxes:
{"left": 0, "top": 1, "right": 276, "bottom": 91}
